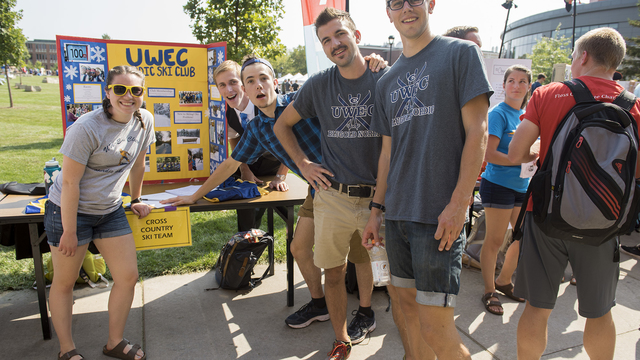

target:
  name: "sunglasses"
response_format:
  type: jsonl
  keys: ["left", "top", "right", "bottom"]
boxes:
{"left": 107, "top": 84, "right": 145, "bottom": 97}
{"left": 387, "top": 0, "right": 425, "bottom": 11}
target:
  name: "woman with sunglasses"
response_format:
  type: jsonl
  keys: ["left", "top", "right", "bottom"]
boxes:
{"left": 45, "top": 65, "right": 154, "bottom": 360}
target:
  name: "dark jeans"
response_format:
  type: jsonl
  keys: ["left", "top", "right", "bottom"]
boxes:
{"left": 234, "top": 154, "right": 282, "bottom": 232}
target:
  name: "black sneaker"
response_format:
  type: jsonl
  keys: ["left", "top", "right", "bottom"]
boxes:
{"left": 621, "top": 244, "right": 640, "bottom": 259}
{"left": 285, "top": 300, "right": 330, "bottom": 329}
{"left": 347, "top": 310, "right": 376, "bottom": 344}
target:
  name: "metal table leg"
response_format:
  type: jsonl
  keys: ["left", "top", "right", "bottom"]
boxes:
{"left": 30, "top": 223, "right": 51, "bottom": 340}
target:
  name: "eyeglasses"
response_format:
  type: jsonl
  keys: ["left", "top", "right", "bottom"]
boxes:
{"left": 107, "top": 84, "right": 145, "bottom": 97}
{"left": 387, "top": 0, "right": 425, "bottom": 11}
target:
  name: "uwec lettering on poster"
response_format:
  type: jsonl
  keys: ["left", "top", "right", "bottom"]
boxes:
{"left": 56, "top": 36, "right": 229, "bottom": 184}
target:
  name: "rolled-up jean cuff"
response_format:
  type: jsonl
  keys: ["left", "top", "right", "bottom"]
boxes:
{"left": 416, "top": 291, "right": 456, "bottom": 307}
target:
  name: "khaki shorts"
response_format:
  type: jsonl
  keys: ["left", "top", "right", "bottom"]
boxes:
{"left": 313, "top": 187, "right": 372, "bottom": 269}
{"left": 297, "top": 186, "right": 368, "bottom": 264}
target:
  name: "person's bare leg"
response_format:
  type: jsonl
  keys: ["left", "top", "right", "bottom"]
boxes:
{"left": 290, "top": 216, "right": 323, "bottom": 298}
{"left": 416, "top": 301, "right": 470, "bottom": 359}
{"left": 583, "top": 311, "right": 616, "bottom": 360}
{"left": 517, "top": 302, "right": 552, "bottom": 360}
{"left": 480, "top": 207, "right": 512, "bottom": 313}
{"left": 94, "top": 235, "right": 144, "bottom": 360}
{"left": 354, "top": 262, "right": 373, "bottom": 307}
{"left": 388, "top": 284, "right": 432, "bottom": 360}
{"left": 324, "top": 264, "right": 350, "bottom": 342}
{"left": 495, "top": 206, "right": 521, "bottom": 287}
{"left": 396, "top": 287, "right": 436, "bottom": 360}
{"left": 49, "top": 243, "right": 90, "bottom": 360}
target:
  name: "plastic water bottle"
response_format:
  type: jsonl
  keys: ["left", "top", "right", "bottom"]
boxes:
{"left": 44, "top": 157, "right": 61, "bottom": 195}
{"left": 369, "top": 242, "right": 390, "bottom": 287}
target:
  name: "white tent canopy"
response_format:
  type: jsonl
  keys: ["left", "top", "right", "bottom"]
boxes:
{"left": 278, "top": 73, "right": 308, "bottom": 85}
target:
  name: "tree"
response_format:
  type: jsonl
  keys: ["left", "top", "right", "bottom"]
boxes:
{"left": 0, "top": 0, "right": 29, "bottom": 107}
{"left": 102, "top": 33, "right": 111, "bottom": 40}
{"left": 34, "top": 60, "right": 43, "bottom": 70}
{"left": 270, "top": 45, "right": 307, "bottom": 76}
{"left": 526, "top": 24, "right": 572, "bottom": 84}
{"left": 184, "top": 0, "right": 286, "bottom": 63}
{"left": 621, "top": 4, "right": 640, "bottom": 79}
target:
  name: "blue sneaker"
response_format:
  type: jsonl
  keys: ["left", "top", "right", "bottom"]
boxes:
{"left": 285, "top": 300, "right": 330, "bottom": 329}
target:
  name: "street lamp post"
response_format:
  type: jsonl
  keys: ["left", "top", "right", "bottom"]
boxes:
{"left": 499, "top": 0, "right": 517, "bottom": 59}
{"left": 388, "top": 35, "right": 395, "bottom": 64}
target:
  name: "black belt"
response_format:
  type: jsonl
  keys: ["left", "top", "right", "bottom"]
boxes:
{"left": 328, "top": 178, "right": 374, "bottom": 198}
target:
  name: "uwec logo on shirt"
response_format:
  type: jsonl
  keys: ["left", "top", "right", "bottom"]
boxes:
{"left": 390, "top": 63, "right": 435, "bottom": 127}
{"left": 328, "top": 91, "right": 379, "bottom": 138}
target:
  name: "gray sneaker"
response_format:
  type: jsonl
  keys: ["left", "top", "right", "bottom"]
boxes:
{"left": 347, "top": 310, "right": 376, "bottom": 344}
{"left": 621, "top": 244, "right": 640, "bottom": 259}
{"left": 285, "top": 300, "right": 330, "bottom": 329}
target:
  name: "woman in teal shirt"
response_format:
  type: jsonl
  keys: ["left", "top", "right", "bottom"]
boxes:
{"left": 480, "top": 65, "right": 537, "bottom": 316}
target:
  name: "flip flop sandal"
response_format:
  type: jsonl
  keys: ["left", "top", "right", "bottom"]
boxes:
{"left": 495, "top": 282, "right": 525, "bottom": 302}
{"left": 103, "top": 338, "right": 146, "bottom": 360}
{"left": 482, "top": 292, "right": 503, "bottom": 316}
{"left": 58, "top": 349, "right": 84, "bottom": 360}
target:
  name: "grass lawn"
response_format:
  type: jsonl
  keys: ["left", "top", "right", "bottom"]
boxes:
{"left": 0, "top": 75, "right": 295, "bottom": 291}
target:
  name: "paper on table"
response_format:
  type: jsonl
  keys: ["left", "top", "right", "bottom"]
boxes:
{"left": 140, "top": 192, "right": 175, "bottom": 201}
{"left": 165, "top": 185, "right": 203, "bottom": 196}
{"left": 520, "top": 160, "right": 537, "bottom": 178}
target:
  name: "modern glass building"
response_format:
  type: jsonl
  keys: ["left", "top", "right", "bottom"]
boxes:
{"left": 502, "top": 0, "right": 640, "bottom": 59}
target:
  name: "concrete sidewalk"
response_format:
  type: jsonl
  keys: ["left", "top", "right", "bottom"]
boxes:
{"left": 2, "top": 233, "right": 640, "bottom": 359}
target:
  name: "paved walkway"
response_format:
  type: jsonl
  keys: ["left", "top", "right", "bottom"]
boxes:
{"left": 2, "top": 233, "right": 640, "bottom": 359}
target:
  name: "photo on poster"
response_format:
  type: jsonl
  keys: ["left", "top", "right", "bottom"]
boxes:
{"left": 153, "top": 103, "right": 171, "bottom": 128}
{"left": 187, "top": 148, "right": 204, "bottom": 171}
{"left": 178, "top": 91, "right": 203, "bottom": 106}
{"left": 145, "top": 156, "right": 150, "bottom": 172}
{"left": 210, "top": 144, "right": 220, "bottom": 162}
{"left": 64, "top": 43, "right": 90, "bottom": 62}
{"left": 216, "top": 121, "right": 225, "bottom": 144}
{"left": 177, "top": 129, "right": 200, "bottom": 144}
{"left": 79, "top": 64, "right": 105, "bottom": 82}
{"left": 208, "top": 49, "right": 216, "bottom": 67}
{"left": 93, "top": 104, "right": 103, "bottom": 110}
{"left": 66, "top": 103, "right": 92, "bottom": 122}
{"left": 156, "top": 156, "right": 180, "bottom": 172}
{"left": 211, "top": 103, "right": 222, "bottom": 118}
{"left": 155, "top": 131, "right": 172, "bottom": 154}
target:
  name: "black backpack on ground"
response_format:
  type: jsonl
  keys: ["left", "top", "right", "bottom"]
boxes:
{"left": 208, "top": 230, "right": 273, "bottom": 291}
{"left": 515, "top": 78, "right": 640, "bottom": 247}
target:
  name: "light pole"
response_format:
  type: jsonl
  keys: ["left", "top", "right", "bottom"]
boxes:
{"left": 499, "top": 0, "right": 517, "bottom": 59}
{"left": 388, "top": 35, "right": 395, "bottom": 64}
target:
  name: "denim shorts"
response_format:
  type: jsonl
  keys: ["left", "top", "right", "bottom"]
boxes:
{"left": 44, "top": 201, "right": 132, "bottom": 247}
{"left": 385, "top": 219, "right": 465, "bottom": 307}
{"left": 479, "top": 178, "right": 525, "bottom": 209}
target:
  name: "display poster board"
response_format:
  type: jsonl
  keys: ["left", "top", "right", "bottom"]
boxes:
{"left": 127, "top": 207, "right": 192, "bottom": 250}
{"left": 56, "top": 36, "right": 228, "bottom": 183}
{"left": 483, "top": 58, "right": 533, "bottom": 109}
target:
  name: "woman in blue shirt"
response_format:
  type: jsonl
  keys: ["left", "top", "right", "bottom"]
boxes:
{"left": 480, "top": 65, "right": 536, "bottom": 316}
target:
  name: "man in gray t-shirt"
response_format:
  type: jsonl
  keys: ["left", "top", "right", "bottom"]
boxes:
{"left": 362, "top": 1, "right": 493, "bottom": 359}
{"left": 274, "top": 7, "right": 414, "bottom": 359}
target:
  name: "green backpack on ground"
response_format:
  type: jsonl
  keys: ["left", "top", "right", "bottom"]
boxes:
{"left": 44, "top": 250, "right": 109, "bottom": 288}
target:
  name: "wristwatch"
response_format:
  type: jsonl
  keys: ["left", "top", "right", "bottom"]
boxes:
{"left": 130, "top": 197, "right": 142, "bottom": 204}
{"left": 275, "top": 174, "right": 286, "bottom": 180}
{"left": 369, "top": 201, "right": 385, "bottom": 212}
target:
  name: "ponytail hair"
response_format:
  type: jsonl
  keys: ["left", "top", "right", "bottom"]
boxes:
{"left": 103, "top": 65, "right": 145, "bottom": 129}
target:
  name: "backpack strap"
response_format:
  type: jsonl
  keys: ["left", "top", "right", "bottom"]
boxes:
{"left": 563, "top": 78, "right": 595, "bottom": 104}
{"left": 612, "top": 89, "right": 636, "bottom": 111}
{"left": 512, "top": 185, "right": 532, "bottom": 241}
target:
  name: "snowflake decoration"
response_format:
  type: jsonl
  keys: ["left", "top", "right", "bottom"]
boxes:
{"left": 64, "top": 95, "right": 71, "bottom": 103}
{"left": 217, "top": 50, "right": 224, "bottom": 65}
{"left": 90, "top": 46, "right": 106, "bottom": 62}
{"left": 66, "top": 84, "right": 72, "bottom": 91}
{"left": 208, "top": 68, "right": 214, "bottom": 83}
{"left": 64, "top": 65, "right": 78, "bottom": 80}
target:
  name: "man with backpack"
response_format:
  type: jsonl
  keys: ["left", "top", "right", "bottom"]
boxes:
{"left": 508, "top": 27, "right": 640, "bottom": 360}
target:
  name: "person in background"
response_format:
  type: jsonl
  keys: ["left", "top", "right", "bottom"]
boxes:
{"left": 530, "top": 73, "right": 546, "bottom": 93}
{"left": 45, "top": 65, "right": 155, "bottom": 360}
{"left": 479, "top": 64, "right": 536, "bottom": 316}
{"left": 444, "top": 25, "right": 482, "bottom": 47}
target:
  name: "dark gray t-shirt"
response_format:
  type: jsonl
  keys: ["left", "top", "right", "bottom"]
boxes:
{"left": 49, "top": 109, "right": 156, "bottom": 215}
{"left": 293, "top": 65, "right": 389, "bottom": 185}
{"left": 371, "top": 36, "right": 493, "bottom": 224}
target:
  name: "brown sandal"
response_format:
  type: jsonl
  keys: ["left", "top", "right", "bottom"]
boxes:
{"left": 103, "top": 338, "right": 146, "bottom": 360}
{"left": 58, "top": 349, "right": 83, "bottom": 360}
{"left": 495, "top": 282, "right": 525, "bottom": 302}
{"left": 482, "top": 292, "right": 503, "bottom": 315}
